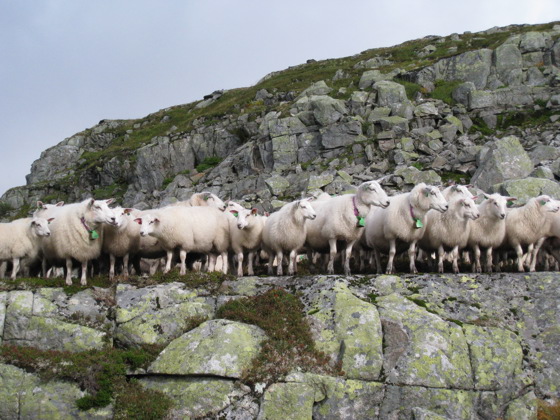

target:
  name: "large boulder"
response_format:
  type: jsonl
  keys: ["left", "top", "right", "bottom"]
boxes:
{"left": 433, "top": 49, "right": 493, "bottom": 89}
{"left": 148, "top": 319, "right": 266, "bottom": 378}
{"left": 372, "top": 81, "right": 408, "bottom": 108}
{"left": 493, "top": 177, "right": 560, "bottom": 204}
{"left": 471, "top": 135, "right": 533, "bottom": 192}
{"left": 493, "top": 43, "right": 523, "bottom": 86}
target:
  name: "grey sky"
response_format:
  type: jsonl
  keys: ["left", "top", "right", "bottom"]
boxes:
{"left": 1, "top": 0, "right": 559, "bottom": 197}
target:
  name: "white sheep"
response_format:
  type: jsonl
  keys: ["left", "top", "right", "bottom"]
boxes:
{"left": 419, "top": 196, "right": 480, "bottom": 273}
{"left": 365, "top": 183, "right": 449, "bottom": 274}
{"left": 261, "top": 199, "right": 316, "bottom": 276}
{"left": 229, "top": 207, "right": 267, "bottom": 276}
{"left": 0, "top": 217, "right": 53, "bottom": 279}
{"left": 305, "top": 180, "right": 390, "bottom": 275}
{"left": 171, "top": 191, "right": 226, "bottom": 211}
{"left": 102, "top": 207, "right": 141, "bottom": 281}
{"left": 503, "top": 195, "right": 560, "bottom": 272}
{"left": 442, "top": 184, "right": 474, "bottom": 200}
{"left": 40, "top": 198, "right": 117, "bottom": 285}
{"left": 467, "top": 193, "right": 512, "bottom": 273}
{"left": 134, "top": 206, "right": 230, "bottom": 275}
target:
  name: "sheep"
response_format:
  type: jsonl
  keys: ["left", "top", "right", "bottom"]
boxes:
{"left": 102, "top": 207, "right": 141, "bottom": 281}
{"left": 261, "top": 198, "right": 316, "bottom": 276}
{"left": 419, "top": 196, "right": 480, "bottom": 273}
{"left": 365, "top": 183, "right": 448, "bottom": 274}
{"left": 442, "top": 184, "right": 474, "bottom": 200}
{"left": 0, "top": 217, "right": 53, "bottom": 279}
{"left": 33, "top": 201, "right": 65, "bottom": 217}
{"left": 305, "top": 180, "right": 390, "bottom": 275}
{"left": 40, "top": 198, "right": 117, "bottom": 286}
{"left": 503, "top": 195, "right": 560, "bottom": 272}
{"left": 467, "top": 193, "right": 512, "bottom": 273}
{"left": 171, "top": 191, "right": 226, "bottom": 211}
{"left": 229, "top": 207, "right": 267, "bottom": 276}
{"left": 134, "top": 206, "right": 230, "bottom": 275}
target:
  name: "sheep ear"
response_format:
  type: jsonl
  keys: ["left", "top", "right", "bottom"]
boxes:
{"left": 88, "top": 198, "right": 95, "bottom": 207}
{"left": 471, "top": 195, "right": 478, "bottom": 200}
{"left": 123, "top": 208, "right": 133, "bottom": 215}
{"left": 56, "top": 201, "right": 65, "bottom": 207}
{"left": 47, "top": 218, "right": 55, "bottom": 223}
{"left": 507, "top": 197, "right": 517, "bottom": 202}
{"left": 483, "top": 193, "right": 490, "bottom": 200}
{"left": 154, "top": 218, "right": 160, "bottom": 223}
{"left": 424, "top": 187, "right": 432, "bottom": 197}
{"left": 452, "top": 185, "right": 459, "bottom": 191}
{"left": 37, "top": 201, "right": 45, "bottom": 209}
{"left": 251, "top": 208, "right": 258, "bottom": 215}
{"left": 105, "top": 198, "right": 114, "bottom": 205}
{"left": 30, "top": 220, "right": 37, "bottom": 226}
{"left": 265, "top": 212, "right": 270, "bottom": 217}
{"left": 202, "top": 192, "right": 212, "bottom": 201}
{"left": 133, "top": 218, "right": 142, "bottom": 225}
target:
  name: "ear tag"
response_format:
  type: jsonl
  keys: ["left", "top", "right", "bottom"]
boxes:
{"left": 233, "top": 212, "right": 239, "bottom": 218}
{"left": 90, "top": 230, "right": 99, "bottom": 240}
{"left": 540, "top": 200, "right": 547, "bottom": 206}
{"left": 415, "top": 218, "right": 424, "bottom": 228}
{"left": 425, "top": 192, "right": 429, "bottom": 197}
{"left": 507, "top": 200, "right": 514, "bottom": 207}
{"left": 357, "top": 216, "right": 365, "bottom": 227}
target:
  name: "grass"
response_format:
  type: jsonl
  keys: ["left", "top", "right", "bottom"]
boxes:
{"left": 0, "top": 344, "right": 169, "bottom": 413}
{"left": 127, "top": 268, "right": 235, "bottom": 293}
{"left": 0, "top": 275, "right": 113, "bottom": 295}
{"left": 429, "top": 79, "right": 463, "bottom": 105}
{"left": 195, "top": 156, "right": 223, "bottom": 173}
{"left": 217, "top": 288, "right": 343, "bottom": 386}
{"left": 538, "top": 399, "right": 560, "bottom": 420}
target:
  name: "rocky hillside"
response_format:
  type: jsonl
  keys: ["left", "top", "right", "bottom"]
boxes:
{"left": 1, "top": 273, "right": 559, "bottom": 419}
{"left": 2, "top": 21, "right": 560, "bottom": 218}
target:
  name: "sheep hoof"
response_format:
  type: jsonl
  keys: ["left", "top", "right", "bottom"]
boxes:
{"left": 80, "top": 279, "right": 87, "bottom": 286}
{"left": 65, "top": 279, "right": 72, "bottom": 286}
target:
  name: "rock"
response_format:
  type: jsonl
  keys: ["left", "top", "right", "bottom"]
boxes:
{"left": 494, "top": 43, "right": 523, "bottom": 86}
{"left": 452, "top": 82, "right": 476, "bottom": 106}
{"left": 307, "top": 173, "right": 335, "bottom": 190}
{"left": 414, "top": 102, "right": 439, "bottom": 117}
{"left": 469, "top": 90, "right": 496, "bottom": 109}
{"left": 493, "top": 177, "right": 560, "bottom": 204}
{"left": 298, "top": 81, "right": 333, "bottom": 98}
{"left": 519, "top": 31, "right": 546, "bottom": 53}
{"left": 320, "top": 120, "right": 364, "bottom": 149}
{"left": 115, "top": 283, "right": 215, "bottom": 347}
{"left": 531, "top": 166, "right": 554, "bottom": 180}
{"left": 529, "top": 145, "right": 560, "bottom": 165}
{"left": 372, "top": 81, "right": 408, "bottom": 107}
{"left": 271, "top": 135, "right": 298, "bottom": 170}
{"left": 267, "top": 117, "right": 308, "bottom": 138}
{"left": 0, "top": 363, "right": 112, "bottom": 419}
{"left": 141, "top": 376, "right": 249, "bottom": 419}
{"left": 258, "top": 382, "right": 316, "bottom": 420}
{"left": 504, "top": 391, "right": 538, "bottom": 420}
{"left": 358, "top": 70, "right": 392, "bottom": 90}
{"left": 309, "top": 96, "right": 348, "bottom": 126}
{"left": 377, "top": 293, "right": 473, "bottom": 389}
{"left": 471, "top": 135, "right": 533, "bottom": 192}
{"left": 433, "top": 49, "right": 493, "bottom": 89}
{"left": 148, "top": 319, "right": 266, "bottom": 378}
{"left": 307, "top": 280, "right": 383, "bottom": 381}
{"left": 265, "top": 175, "right": 291, "bottom": 196}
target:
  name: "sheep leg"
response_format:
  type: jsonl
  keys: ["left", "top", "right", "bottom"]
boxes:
{"left": 247, "top": 251, "right": 255, "bottom": 276}
{"left": 267, "top": 253, "right": 274, "bottom": 275}
{"left": 327, "top": 239, "right": 338, "bottom": 275}
{"left": 451, "top": 246, "right": 460, "bottom": 274}
{"left": 473, "top": 245, "right": 481, "bottom": 273}
{"left": 288, "top": 250, "right": 297, "bottom": 275}
{"left": 438, "top": 245, "right": 445, "bottom": 273}
{"left": 485, "top": 248, "right": 493, "bottom": 273}
{"left": 0, "top": 261, "right": 6, "bottom": 278}
{"left": 237, "top": 252, "right": 244, "bottom": 276}
{"left": 64, "top": 259, "right": 73, "bottom": 285}
{"left": 80, "top": 261, "right": 88, "bottom": 286}
{"left": 122, "top": 254, "right": 129, "bottom": 279}
{"left": 386, "top": 240, "right": 397, "bottom": 274}
{"left": 109, "top": 254, "right": 116, "bottom": 281}
{"left": 179, "top": 250, "right": 187, "bottom": 275}
{"left": 409, "top": 241, "right": 418, "bottom": 274}
{"left": 220, "top": 252, "right": 229, "bottom": 274}
{"left": 208, "top": 254, "right": 217, "bottom": 272}
{"left": 276, "top": 251, "right": 283, "bottom": 276}
{"left": 514, "top": 244, "right": 525, "bottom": 272}
{"left": 164, "top": 250, "right": 173, "bottom": 273}
{"left": 374, "top": 249, "right": 383, "bottom": 274}
{"left": 343, "top": 241, "right": 356, "bottom": 276}
{"left": 529, "top": 237, "right": 546, "bottom": 272}
{"left": 10, "top": 258, "right": 20, "bottom": 280}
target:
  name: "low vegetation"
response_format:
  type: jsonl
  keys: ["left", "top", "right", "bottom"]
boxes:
{"left": 217, "top": 288, "right": 344, "bottom": 386}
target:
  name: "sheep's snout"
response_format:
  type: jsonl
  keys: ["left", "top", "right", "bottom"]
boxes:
{"left": 380, "top": 200, "right": 390, "bottom": 208}
{"left": 500, "top": 213, "right": 506, "bottom": 220}
{"left": 309, "top": 214, "right": 317, "bottom": 220}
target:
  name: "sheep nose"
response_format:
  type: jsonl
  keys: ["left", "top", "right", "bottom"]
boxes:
{"left": 384, "top": 201, "right": 390, "bottom": 207}
{"left": 500, "top": 213, "right": 505, "bottom": 219}
{"left": 45, "top": 232, "right": 51, "bottom": 237}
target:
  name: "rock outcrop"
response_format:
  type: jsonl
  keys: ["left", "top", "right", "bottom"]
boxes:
{"left": 0, "top": 273, "right": 559, "bottom": 418}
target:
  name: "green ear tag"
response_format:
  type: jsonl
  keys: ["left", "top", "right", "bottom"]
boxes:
{"left": 415, "top": 218, "right": 424, "bottom": 228}
{"left": 540, "top": 200, "right": 547, "bottom": 206}
{"left": 90, "top": 230, "right": 99, "bottom": 240}
{"left": 507, "top": 201, "right": 514, "bottom": 207}
{"left": 233, "top": 212, "right": 239, "bottom": 218}
{"left": 358, "top": 216, "right": 365, "bottom": 227}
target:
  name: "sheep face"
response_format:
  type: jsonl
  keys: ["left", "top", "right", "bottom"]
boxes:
{"left": 31, "top": 217, "right": 52, "bottom": 237}
{"left": 298, "top": 199, "right": 316, "bottom": 220}
{"left": 203, "top": 192, "right": 227, "bottom": 211}
{"left": 135, "top": 214, "right": 159, "bottom": 237}
{"left": 360, "top": 181, "right": 390, "bottom": 208}
{"left": 425, "top": 186, "right": 448, "bottom": 213}
{"left": 458, "top": 197, "right": 480, "bottom": 220}
{"left": 88, "top": 198, "right": 118, "bottom": 225}
{"left": 536, "top": 195, "right": 560, "bottom": 213}
{"left": 483, "top": 193, "right": 510, "bottom": 220}
{"left": 235, "top": 208, "right": 258, "bottom": 230}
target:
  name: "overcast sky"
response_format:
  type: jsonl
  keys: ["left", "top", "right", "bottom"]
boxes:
{"left": 1, "top": 1, "right": 559, "bottom": 198}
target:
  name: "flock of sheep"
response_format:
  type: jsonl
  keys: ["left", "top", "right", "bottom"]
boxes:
{"left": 1, "top": 181, "right": 560, "bottom": 285}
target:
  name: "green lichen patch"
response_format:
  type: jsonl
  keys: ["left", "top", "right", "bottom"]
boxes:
{"left": 128, "top": 268, "right": 235, "bottom": 293}
{"left": 217, "top": 288, "right": 343, "bottom": 386}
{"left": 0, "top": 343, "right": 164, "bottom": 412}
{"left": 258, "top": 382, "right": 316, "bottom": 420}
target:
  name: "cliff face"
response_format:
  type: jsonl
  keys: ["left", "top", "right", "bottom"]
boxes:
{"left": 2, "top": 22, "right": 560, "bottom": 218}
{"left": 1, "top": 273, "right": 558, "bottom": 419}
